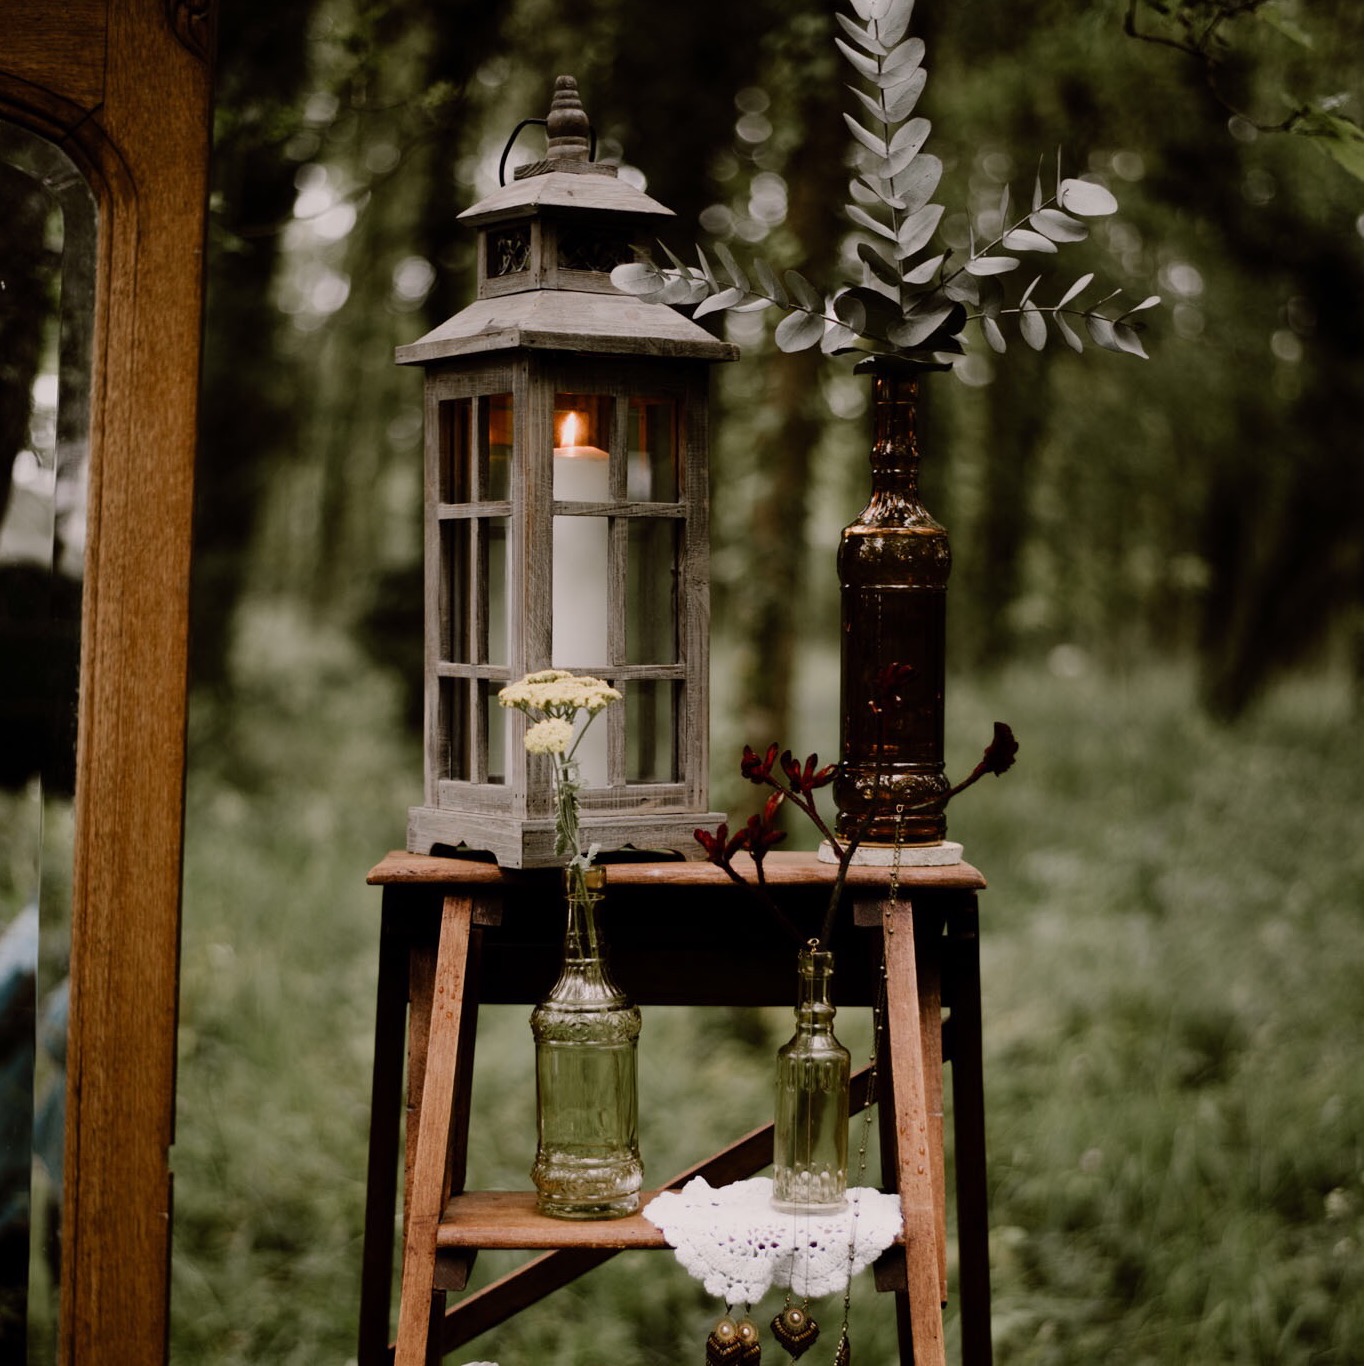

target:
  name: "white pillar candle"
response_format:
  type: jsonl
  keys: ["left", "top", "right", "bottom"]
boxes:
{"left": 553, "top": 410, "right": 610, "bottom": 785}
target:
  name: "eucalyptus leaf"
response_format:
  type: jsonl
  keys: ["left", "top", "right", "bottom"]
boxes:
{"left": 883, "top": 37, "right": 926, "bottom": 76}
{"left": 692, "top": 286, "right": 745, "bottom": 319}
{"left": 942, "top": 271, "right": 979, "bottom": 305}
{"left": 1054, "top": 312, "right": 1084, "bottom": 353}
{"left": 1019, "top": 274, "right": 1043, "bottom": 307}
{"left": 982, "top": 315, "right": 1007, "bottom": 353}
{"left": 1002, "top": 228, "right": 1059, "bottom": 254}
{"left": 820, "top": 321, "right": 863, "bottom": 354}
{"left": 714, "top": 240, "right": 750, "bottom": 292}
{"left": 835, "top": 37, "right": 882, "bottom": 81}
{"left": 880, "top": 140, "right": 924, "bottom": 181}
{"left": 833, "top": 290, "right": 868, "bottom": 335}
{"left": 775, "top": 309, "right": 826, "bottom": 352}
{"left": 1056, "top": 272, "right": 1094, "bottom": 308}
{"left": 849, "top": 0, "right": 875, "bottom": 19}
{"left": 888, "top": 303, "right": 953, "bottom": 348}
{"left": 978, "top": 274, "right": 1005, "bottom": 319}
{"left": 860, "top": 173, "right": 906, "bottom": 209}
{"left": 1085, "top": 314, "right": 1121, "bottom": 351}
{"left": 844, "top": 113, "right": 889, "bottom": 158}
{"left": 902, "top": 250, "right": 945, "bottom": 285}
{"left": 1028, "top": 208, "right": 1088, "bottom": 243}
{"left": 1059, "top": 177, "right": 1119, "bottom": 217}
{"left": 684, "top": 277, "right": 712, "bottom": 305}
{"left": 658, "top": 240, "right": 695, "bottom": 279}
{"left": 849, "top": 177, "right": 883, "bottom": 207}
{"left": 897, "top": 202, "right": 943, "bottom": 256}
{"left": 1119, "top": 294, "right": 1162, "bottom": 317}
{"left": 611, "top": 262, "right": 666, "bottom": 295}
{"left": 892, "top": 153, "right": 942, "bottom": 212}
{"left": 754, "top": 257, "right": 788, "bottom": 306}
{"left": 882, "top": 68, "right": 928, "bottom": 120}
{"left": 965, "top": 255, "right": 1020, "bottom": 276}
{"left": 842, "top": 285, "right": 903, "bottom": 335}
{"left": 998, "top": 185, "right": 1010, "bottom": 236}
{"left": 784, "top": 270, "right": 823, "bottom": 312}
{"left": 1019, "top": 302, "right": 1047, "bottom": 350}
{"left": 836, "top": 11, "right": 887, "bottom": 55}
{"left": 659, "top": 275, "right": 698, "bottom": 306}
{"left": 889, "top": 117, "right": 932, "bottom": 156}
{"left": 732, "top": 293, "right": 773, "bottom": 313}
{"left": 871, "top": 0, "right": 915, "bottom": 46}
{"left": 849, "top": 85, "right": 892, "bottom": 126}
{"left": 1032, "top": 163, "right": 1043, "bottom": 213}
{"left": 847, "top": 203, "right": 900, "bottom": 242}
{"left": 696, "top": 247, "right": 718, "bottom": 290}
{"left": 1111, "top": 321, "right": 1150, "bottom": 358}
{"left": 859, "top": 241, "right": 903, "bottom": 286}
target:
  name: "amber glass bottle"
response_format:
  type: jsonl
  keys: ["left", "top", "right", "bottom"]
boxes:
{"left": 834, "top": 360, "right": 950, "bottom": 845}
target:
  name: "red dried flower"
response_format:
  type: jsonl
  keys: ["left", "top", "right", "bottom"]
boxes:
{"left": 740, "top": 742, "right": 780, "bottom": 784}
{"left": 981, "top": 721, "right": 1018, "bottom": 776}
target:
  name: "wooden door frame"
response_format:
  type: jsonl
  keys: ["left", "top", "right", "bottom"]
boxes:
{"left": 0, "top": 3, "right": 215, "bottom": 1360}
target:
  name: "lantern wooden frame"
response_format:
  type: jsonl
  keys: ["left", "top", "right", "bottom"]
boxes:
{"left": 398, "top": 79, "right": 735, "bottom": 867}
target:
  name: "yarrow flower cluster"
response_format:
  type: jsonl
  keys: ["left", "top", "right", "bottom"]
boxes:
{"left": 498, "top": 669, "right": 622, "bottom": 723}
{"left": 498, "top": 669, "right": 623, "bottom": 870}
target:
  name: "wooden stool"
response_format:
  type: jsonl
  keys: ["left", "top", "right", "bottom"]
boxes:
{"left": 357, "top": 851, "right": 993, "bottom": 1366}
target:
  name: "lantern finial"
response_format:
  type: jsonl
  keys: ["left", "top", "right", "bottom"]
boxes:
{"left": 546, "top": 75, "right": 591, "bottom": 163}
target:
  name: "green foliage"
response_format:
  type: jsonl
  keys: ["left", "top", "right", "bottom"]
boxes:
{"left": 613, "top": 0, "right": 1158, "bottom": 368}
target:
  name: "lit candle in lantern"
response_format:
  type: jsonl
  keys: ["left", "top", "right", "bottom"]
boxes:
{"left": 553, "top": 406, "right": 610, "bottom": 784}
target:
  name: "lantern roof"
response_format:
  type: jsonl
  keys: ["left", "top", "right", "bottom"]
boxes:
{"left": 395, "top": 287, "right": 737, "bottom": 365}
{"left": 397, "top": 75, "right": 738, "bottom": 367}
{"left": 456, "top": 169, "right": 675, "bottom": 229}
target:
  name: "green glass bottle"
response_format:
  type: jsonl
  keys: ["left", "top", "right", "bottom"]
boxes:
{"left": 835, "top": 359, "right": 951, "bottom": 845}
{"left": 772, "top": 945, "right": 851, "bottom": 1213}
{"left": 530, "top": 865, "right": 643, "bottom": 1218}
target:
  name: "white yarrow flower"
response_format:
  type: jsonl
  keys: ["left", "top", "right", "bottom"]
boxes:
{"left": 524, "top": 717, "right": 574, "bottom": 754}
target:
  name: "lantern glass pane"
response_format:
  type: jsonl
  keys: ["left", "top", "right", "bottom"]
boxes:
{"left": 483, "top": 682, "right": 506, "bottom": 784}
{"left": 443, "top": 520, "right": 470, "bottom": 663}
{"left": 440, "top": 677, "right": 468, "bottom": 781}
{"left": 484, "top": 393, "right": 512, "bottom": 502}
{"left": 439, "top": 399, "right": 471, "bottom": 503}
{"left": 483, "top": 518, "right": 509, "bottom": 666}
{"left": 627, "top": 397, "right": 677, "bottom": 501}
{"left": 625, "top": 680, "right": 678, "bottom": 784}
{"left": 626, "top": 518, "right": 678, "bottom": 664}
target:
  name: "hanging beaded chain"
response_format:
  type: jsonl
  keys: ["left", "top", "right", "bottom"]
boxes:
{"left": 828, "top": 804, "right": 904, "bottom": 1366}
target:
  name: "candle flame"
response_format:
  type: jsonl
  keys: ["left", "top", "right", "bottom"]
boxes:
{"left": 557, "top": 410, "right": 583, "bottom": 449}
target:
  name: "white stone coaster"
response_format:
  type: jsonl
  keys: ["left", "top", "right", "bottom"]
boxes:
{"left": 817, "top": 839, "right": 963, "bottom": 867}
{"left": 643, "top": 1176, "right": 902, "bottom": 1303}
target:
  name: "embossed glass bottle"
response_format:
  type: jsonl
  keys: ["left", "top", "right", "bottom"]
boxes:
{"left": 835, "top": 358, "right": 951, "bottom": 844}
{"left": 531, "top": 865, "right": 643, "bottom": 1218}
{"left": 772, "top": 945, "right": 851, "bottom": 1212}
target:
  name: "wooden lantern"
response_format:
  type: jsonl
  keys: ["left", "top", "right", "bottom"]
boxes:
{"left": 398, "top": 76, "right": 736, "bottom": 868}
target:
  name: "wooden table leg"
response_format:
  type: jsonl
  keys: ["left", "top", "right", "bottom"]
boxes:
{"left": 884, "top": 901, "right": 947, "bottom": 1366}
{"left": 945, "top": 896, "right": 992, "bottom": 1366}
{"left": 394, "top": 895, "right": 475, "bottom": 1366}
{"left": 358, "top": 889, "right": 415, "bottom": 1366}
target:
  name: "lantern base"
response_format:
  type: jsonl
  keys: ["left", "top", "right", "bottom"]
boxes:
{"left": 408, "top": 804, "right": 725, "bottom": 870}
{"left": 817, "top": 839, "right": 964, "bottom": 868}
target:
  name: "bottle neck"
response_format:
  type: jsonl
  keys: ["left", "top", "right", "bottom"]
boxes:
{"left": 869, "top": 371, "right": 922, "bottom": 495}
{"left": 794, "top": 947, "right": 836, "bottom": 1035}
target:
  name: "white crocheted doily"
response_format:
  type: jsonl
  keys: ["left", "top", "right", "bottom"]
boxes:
{"left": 642, "top": 1177, "right": 902, "bottom": 1303}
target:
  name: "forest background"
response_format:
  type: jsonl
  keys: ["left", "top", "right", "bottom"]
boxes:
{"left": 167, "top": 0, "right": 1363, "bottom": 1362}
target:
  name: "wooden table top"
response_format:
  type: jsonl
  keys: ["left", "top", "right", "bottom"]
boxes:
{"left": 369, "top": 849, "right": 986, "bottom": 892}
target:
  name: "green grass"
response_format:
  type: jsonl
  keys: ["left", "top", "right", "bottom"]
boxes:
{"left": 169, "top": 612, "right": 1362, "bottom": 1364}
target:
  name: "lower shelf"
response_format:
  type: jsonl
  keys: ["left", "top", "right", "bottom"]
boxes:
{"left": 436, "top": 1190, "right": 672, "bottom": 1250}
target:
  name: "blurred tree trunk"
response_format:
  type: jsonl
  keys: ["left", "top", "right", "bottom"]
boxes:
{"left": 192, "top": 0, "right": 314, "bottom": 692}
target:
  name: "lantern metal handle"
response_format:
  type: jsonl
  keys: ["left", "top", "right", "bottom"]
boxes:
{"left": 498, "top": 117, "right": 599, "bottom": 186}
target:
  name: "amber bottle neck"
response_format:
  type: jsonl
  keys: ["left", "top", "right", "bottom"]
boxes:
{"left": 869, "top": 372, "right": 922, "bottom": 493}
